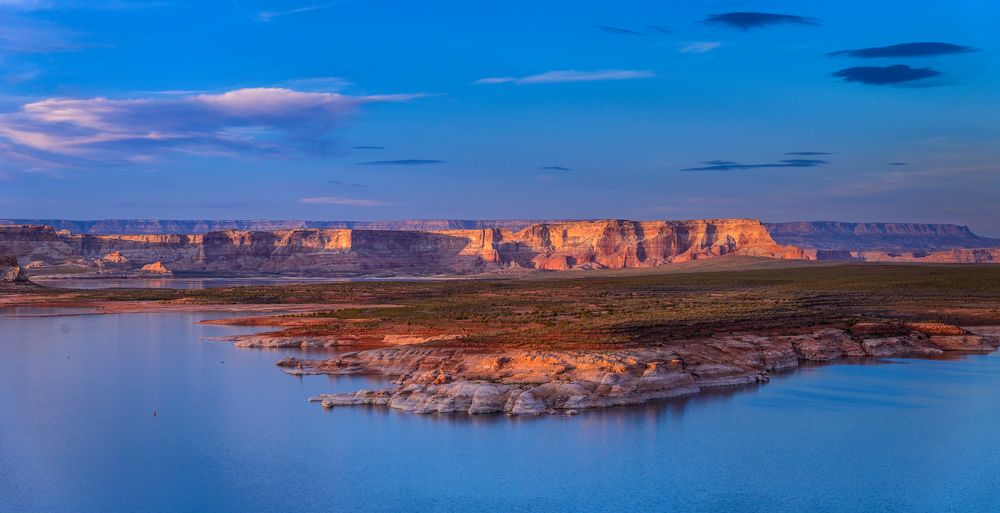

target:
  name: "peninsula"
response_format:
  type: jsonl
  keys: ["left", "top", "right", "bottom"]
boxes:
{"left": 5, "top": 257, "right": 999, "bottom": 415}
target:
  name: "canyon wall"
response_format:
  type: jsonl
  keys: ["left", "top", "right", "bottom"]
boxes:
{"left": 0, "top": 219, "right": 804, "bottom": 275}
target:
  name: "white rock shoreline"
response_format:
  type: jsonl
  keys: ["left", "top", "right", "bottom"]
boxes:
{"left": 266, "top": 325, "right": 1000, "bottom": 416}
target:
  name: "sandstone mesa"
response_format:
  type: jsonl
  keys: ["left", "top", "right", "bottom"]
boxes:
{"left": 0, "top": 219, "right": 804, "bottom": 276}
{"left": 2, "top": 218, "right": 998, "bottom": 279}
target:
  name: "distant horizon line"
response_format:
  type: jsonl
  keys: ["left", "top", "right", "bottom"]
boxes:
{"left": 0, "top": 216, "right": 980, "bottom": 224}
{"left": 0, "top": 217, "right": 988, "bottom": 229}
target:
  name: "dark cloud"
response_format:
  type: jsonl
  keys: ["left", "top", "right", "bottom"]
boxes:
{"left": 785, "top": 151, "right": 832, "bottom": 156}
{"left": 682, "top": 159, "right": 827, "bottom": 172}
{"left": 352, "top": 145, "right": 385, "bottom": 150}
{"left": 357, "top": 159, "right": 445, "bottom": 166}
{"left": 829, "top": 42, "right": 976, "bottom": 59}
{"left": 596, "top": 25, "right": 642, "bottom": 36}
{"left": 539, "top": 166, "right": 572, "bottom": 171}
{"left": 832, "top": 64, "right": 940, "bottom": 85}
{"left": 329, "top": 180, "right": 366, "bottom": 187}
{"left": 781, "top": 159, "right": 827, "bottom": 166}
{"left": 705, "top": 12, "right": 817, "bottom": 30}
{"left": 887, "top": 162, "right": 908, "bottom": 166}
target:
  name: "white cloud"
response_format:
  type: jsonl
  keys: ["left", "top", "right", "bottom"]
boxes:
{"left": 679, "top": 42, "right": 721, "bottom": 54}
{"left": 0, "top": 87, "right": 424, "bottom": 166}
{"left": 300, "top": 196, "right": 393, "bottom": 207}
{"left": 475, "top": 69, "right": 655, "bottom": 85}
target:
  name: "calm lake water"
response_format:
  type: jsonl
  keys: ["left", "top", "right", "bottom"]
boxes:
{"left": 30, "top": 276, "right": 457, "bottom": 290}
{"left": 28, "top": 277, "right": 349, "bottom": 290}
{"left": 2, "top": 307, "right": 1000, "bottom": 512}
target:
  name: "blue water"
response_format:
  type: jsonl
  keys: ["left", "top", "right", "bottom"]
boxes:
{"left": 30, "top": 276, "right": 459, "bottom": 290}
{"left": 2, "top": 308, "right": 1000, "bottom": 512}
{"left": 28, "top": 277, "right": 349, "bottom": 290}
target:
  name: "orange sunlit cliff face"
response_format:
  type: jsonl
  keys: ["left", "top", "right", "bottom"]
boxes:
{"left": 0, "top": 219, "right": 805, "bottom": 275}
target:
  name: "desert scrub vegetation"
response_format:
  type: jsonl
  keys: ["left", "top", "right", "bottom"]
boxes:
{"left": 17, "top": 263, "right": 1000, "bottom": 349}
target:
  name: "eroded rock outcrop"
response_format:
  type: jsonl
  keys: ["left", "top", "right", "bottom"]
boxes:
{"left": 0, "top": 254, "right": 28, "bottom": 283}
{"left": 280, "top": 324, "right": 999, "bottom": 415}
{"left": 139, "top": 261, "right": 172, "bottom": 274}
{"left": 101, "top": 251, "right": 129, "bottom": 264}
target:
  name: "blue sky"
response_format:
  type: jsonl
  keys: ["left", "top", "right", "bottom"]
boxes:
{"left": 1, "top": 1, "right": 998, "bottom": 234}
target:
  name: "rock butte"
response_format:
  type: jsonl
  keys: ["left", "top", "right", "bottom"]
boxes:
{"left": 274, "top": 323, "right": 1000, "bottom": 415}
{"left": 0, "top": 254, "right": 28, "bottom": 284}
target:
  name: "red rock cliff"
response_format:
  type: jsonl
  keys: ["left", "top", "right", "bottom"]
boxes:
{"left": 1, "top": 219, "right": 805, "bottom": 275}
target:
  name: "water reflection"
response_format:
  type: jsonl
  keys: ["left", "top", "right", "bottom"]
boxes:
{"left": 29, "top": 277, "right": 349, "bottom": 290}
{"left": 30, "top": 275, "right": 461, "bottom": 290}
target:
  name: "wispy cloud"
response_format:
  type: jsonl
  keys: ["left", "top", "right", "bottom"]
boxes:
{"left": 679, "top": 41, "right": 721, "bottom": 54}
{"left": 832, "top": 65, "right": 940, "bottom": 85}
{"left": 829, "top": 42, "right": 976, "bottom": 59}
{"left": 785, "top": 151, "right": 831, "bottom": 156}
{"left": 2, "top": 62, "right": 40, "bottom": 84}
{"left": 0, "top": 87, "right": 424, "bottom": 168}
{"left": 887, "top": 162, "right": 908, "bottom": 166}
{"left": 682, "top": 158, "right": 828, "bottom": 172}
{"left": 300, "top": 196, "right": 392, "bottom": 207}
{"left": 351, "top": 145, "right": 384, "bottom": 150}
{"left": 257, "top": 2, "right": 335, "bottom": 22}
{"left": 281, "top": 76, "right": 353, "bottom": 91}
{"left": 596, "top": 25, "right": 642, "bottom": 36}
{"left": 357, "top": 159, "right": 444, "bottom": 166}
{"left": 646, "top": 25, "right": 673, "bottom": 34}
{"left": 539, "top": 165, "right": 571, "bottom": 171}
{"left": 0, "top": 12, "right": 80, "bottom": 53}
{"left": 705, "top": 12, "right": 817, "bottom": 30}
{"left": 329, "top": 180, "right": 365, "bottom": 187}
{"left": 0, "top": 1, "right": 160, "bottom": 11}
{"left": 476, "top": 69, "right": 654, "bottom": 85}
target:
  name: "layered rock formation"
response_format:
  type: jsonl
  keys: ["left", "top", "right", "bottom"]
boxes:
{"left": 278, "top": 323, "right": 999, "bottom": 415}
{"left": 0, "top": 219, "right": 805, "bottom": 276}
{"left": 765, "top": 222, "right": 1000, "bottom": 263}
{"left": 8, "top": 218, "right": 997, "bottom": 274}
{"left": 850, "top": 249, "right": 1000, "bottom": 263}
{"left": 766, "top": 221, "right": 1000, "bottom": 251}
